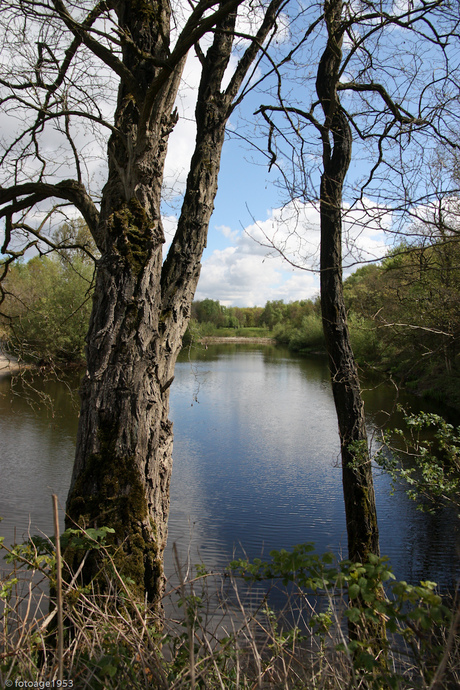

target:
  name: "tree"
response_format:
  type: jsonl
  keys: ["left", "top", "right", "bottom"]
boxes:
{"left": 0, "top": 0, "right": 285, "bottom": 606}
{"left": 1, "top": 253, "right": 94, "bottom": 364}
{"left": 260, "top": 299, "right": 285, "bottom": 329}
{"left": 344, "top": 235, "right": 460, "bottom": 406}
{"left": 192, "top": 298, "right": 224, "bottom": 326}
{"left": 1, "top": 219, "right": 97, "bottom": 364}
{"left": 255, "top": 0, "right": 459, "bottom": 561}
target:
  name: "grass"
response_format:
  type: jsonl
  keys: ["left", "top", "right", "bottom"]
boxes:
{"left": 1, "top": 519, "right": 459, "bottom": 690}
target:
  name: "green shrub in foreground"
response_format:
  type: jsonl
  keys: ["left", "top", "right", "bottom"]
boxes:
{"left": 230, "top": 543, "right": 454, "bottom": 688}
{"left": 1, "top": 525, "right": 458, "bottom": 689}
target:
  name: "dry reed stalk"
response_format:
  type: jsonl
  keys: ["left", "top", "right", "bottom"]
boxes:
{"left": 2, "top": 524, "right": 460, "bottom": 689}
{"left": 52, "top": 494, "right": 63, "bottom": 682}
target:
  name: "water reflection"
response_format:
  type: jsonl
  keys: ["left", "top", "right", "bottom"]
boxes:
{"left": 0, "top": 373, "right": 78, "bottom": 551}
{"left": 0, "top": 346, "right": 458, "bottom": 590}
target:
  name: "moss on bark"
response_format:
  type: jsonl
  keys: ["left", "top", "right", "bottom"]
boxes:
{"left": 65, "top": 419, "right": 163, "bottom": 603}
{"left": 108, "top": 198, "right": 153, "bottom": 275}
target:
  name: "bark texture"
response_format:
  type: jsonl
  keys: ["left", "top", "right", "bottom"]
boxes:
{"left": 316, "top": 0, "right": 379, "bottom": 562}
{"left": 66, "top": 6, "right": 232, "bottom": 604}
{"left": 65, "top": 2, "right": 183, "bottom": 603}
{"left": 63, "top": 0, "right": 283, "bottom": 607}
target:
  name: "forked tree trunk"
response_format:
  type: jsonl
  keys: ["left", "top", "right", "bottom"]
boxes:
{"left": 65, "top": 4, "right": 183, "bottom": 603}
{"left": 316, "top": 0, "right": 379, "bottom": 562}
{"left": 65, "top": 0, "right": 283, "bottom": 608}
{"left": 65, "top": 4, "right": 235, "bottom": 606}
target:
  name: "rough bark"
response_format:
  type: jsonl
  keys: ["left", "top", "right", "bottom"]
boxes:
{"left": 61, "top": 0, "right": 284, "bottom": 608}
{"left": 316, "top": 0, "right": 379, "bottom": 563}
{"left": 65, "top": 6, "right": 230, "bottom": 605}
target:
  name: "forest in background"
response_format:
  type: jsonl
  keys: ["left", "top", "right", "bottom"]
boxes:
{"left": 1, "top": 227, "right": 459, "bottom": 410}
{"left": 173, "top": 231, "right": 460, "bottom": 412}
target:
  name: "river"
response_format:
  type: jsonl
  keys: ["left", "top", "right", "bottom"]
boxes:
{"left": 0, "top": 343, "right": 458, "bottom": 589}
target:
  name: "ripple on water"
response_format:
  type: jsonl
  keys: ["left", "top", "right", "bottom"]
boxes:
{"left": 1, "top": 347, "right": 458, "bottom": 591}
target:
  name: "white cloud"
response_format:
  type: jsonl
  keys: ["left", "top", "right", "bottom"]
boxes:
{"left": 196, "top": 198, "right": 391, "bottom": 306}
{"left": 196, "top": 244, "right": 283, "bottom": 306}
{"left": 163, "top": 51, "right": 204, "bottom": 195}
{"left": 217, "top": 224, "right": 240, "bottom": 242}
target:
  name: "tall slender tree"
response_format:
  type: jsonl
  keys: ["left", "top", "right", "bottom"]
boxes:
{"left": 256, "top": 0, "right": 459, "bottom": 561}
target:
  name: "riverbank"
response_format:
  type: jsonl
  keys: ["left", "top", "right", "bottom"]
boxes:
{"left": 2, "top": 531, "right": 457, "bottom": 689}
{"left": 199, "top": 336, "right": 275, "bottom": 344}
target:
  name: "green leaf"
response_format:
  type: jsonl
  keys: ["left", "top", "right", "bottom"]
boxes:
{"left": 348, "top": 583, "right": 360, "bottom": 599}
{"left": 345, "top": 607, "right": 361, "bottom": 623}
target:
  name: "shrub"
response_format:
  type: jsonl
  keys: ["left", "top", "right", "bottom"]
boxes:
{"left": 1, "top": 523, "right": 458, "bottom": 689}
{"left": 1, "top": 255, "right": 94, "bottom": 365}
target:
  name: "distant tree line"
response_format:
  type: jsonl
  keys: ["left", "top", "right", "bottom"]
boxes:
{"left": 190, "top": 297, "right": 320, "bottom": 331}
{"left": 2, "top": 231, "right": 459, "bottom": 407}
{"left": 189, "top": 236, "right": 460, "bottom": 409}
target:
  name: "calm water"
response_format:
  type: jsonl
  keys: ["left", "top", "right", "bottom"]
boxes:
{"left": 1, "top": 344, "right": 458, "bottom": 588}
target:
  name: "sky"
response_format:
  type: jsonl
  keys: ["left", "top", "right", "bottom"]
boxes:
{"left": 2, "top": 1, "right": 452, "bottom": 309}
{"left": 156, "top": 0, "right": 459, "bottom": 309}
{"left": 161, "top": 53, "right": 390, "bottom": 308}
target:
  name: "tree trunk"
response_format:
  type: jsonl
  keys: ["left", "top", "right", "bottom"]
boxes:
{"left": 65, "top": 2, "right": 237, "bottom": 607}
{"left": 63, "top": 0, "right": 285, "bottom": 608}
{"left": 316, "top": 0, "right": 379, "bottom": 563}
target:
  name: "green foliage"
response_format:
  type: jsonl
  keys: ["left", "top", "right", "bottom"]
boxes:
{"left": 188, "top": 297, "right": 319, "bottom": 337}
{"left": 1, "top": 525, "right": 458, "bottom": 689}
{"left": 1, "top": 252, "right": 94, "bottom": 364}
{"left": 183, "top": 319, "right": 271, "bottom": 344}
{"left": 348, "top": 315, "right": 381, "bottom": 363}
{"left": 378, "top": 410, "right": 460, "bottom": 513}
{"left": 3, "top": 526, "right": 116, "bottom": 575}
{"left": 230, "top": 544, "right": 453, "bottom": 688}
{"left": 344, "top": 235, "right": 460, "bottom": 408}
{"left": 274, "top": 312, "right": 325, "bottom": 351}
{"left": 190, "top": 299, "right": 265, "bottom": 330}
{"left": 192, "top": 298, "right": 226, "bottom": 326}
{"left": 60, "top": 526, "right": 116, "bottom": 551}
{"left": 260, "top": 299, "right": 286, "bottom": 330}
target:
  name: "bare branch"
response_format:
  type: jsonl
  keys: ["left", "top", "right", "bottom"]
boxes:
{"left": 0, "top": 180, "right": 100, "bottom": 243}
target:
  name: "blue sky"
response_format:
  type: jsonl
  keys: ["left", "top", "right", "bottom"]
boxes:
{"left": 3, "top": 1, "right": 450, "bottom": 308}
{"left": 157, "top": 5, "right": 434, "bottom": 309}
{"left": 162, "top": 66, "right": 389, "bottom": 307}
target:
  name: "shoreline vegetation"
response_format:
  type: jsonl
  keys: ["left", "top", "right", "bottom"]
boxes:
{"left": 1, "top": 519, "right": 459, "bottom": 689}
{"left": 199, "top": 335, "right": 275, "bottom": 344}
{"left": 1, "top": 232, "right": 459, "bottom": 410}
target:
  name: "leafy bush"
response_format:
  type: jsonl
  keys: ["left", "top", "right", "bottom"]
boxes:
{"left": 378, "top": 410, "right": 460, "bottom": 514}
{"left": 2, "top": 524, "right": 458, "bottom": 689}
{"left": 274, "top": 313, "right": 326, "bottom": 352}
{"left": 348, "top": 315, "right": 381, "bottom": 364}
{"left": 231, "top": 544, "right": 457, "bottom": 689}
{"left": 1, "top": 255, "right": 94, "bottom": 364}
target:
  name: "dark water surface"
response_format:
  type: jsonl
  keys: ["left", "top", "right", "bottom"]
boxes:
{"left": 1, "top": 344, "right": 458, "bottom": 589}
